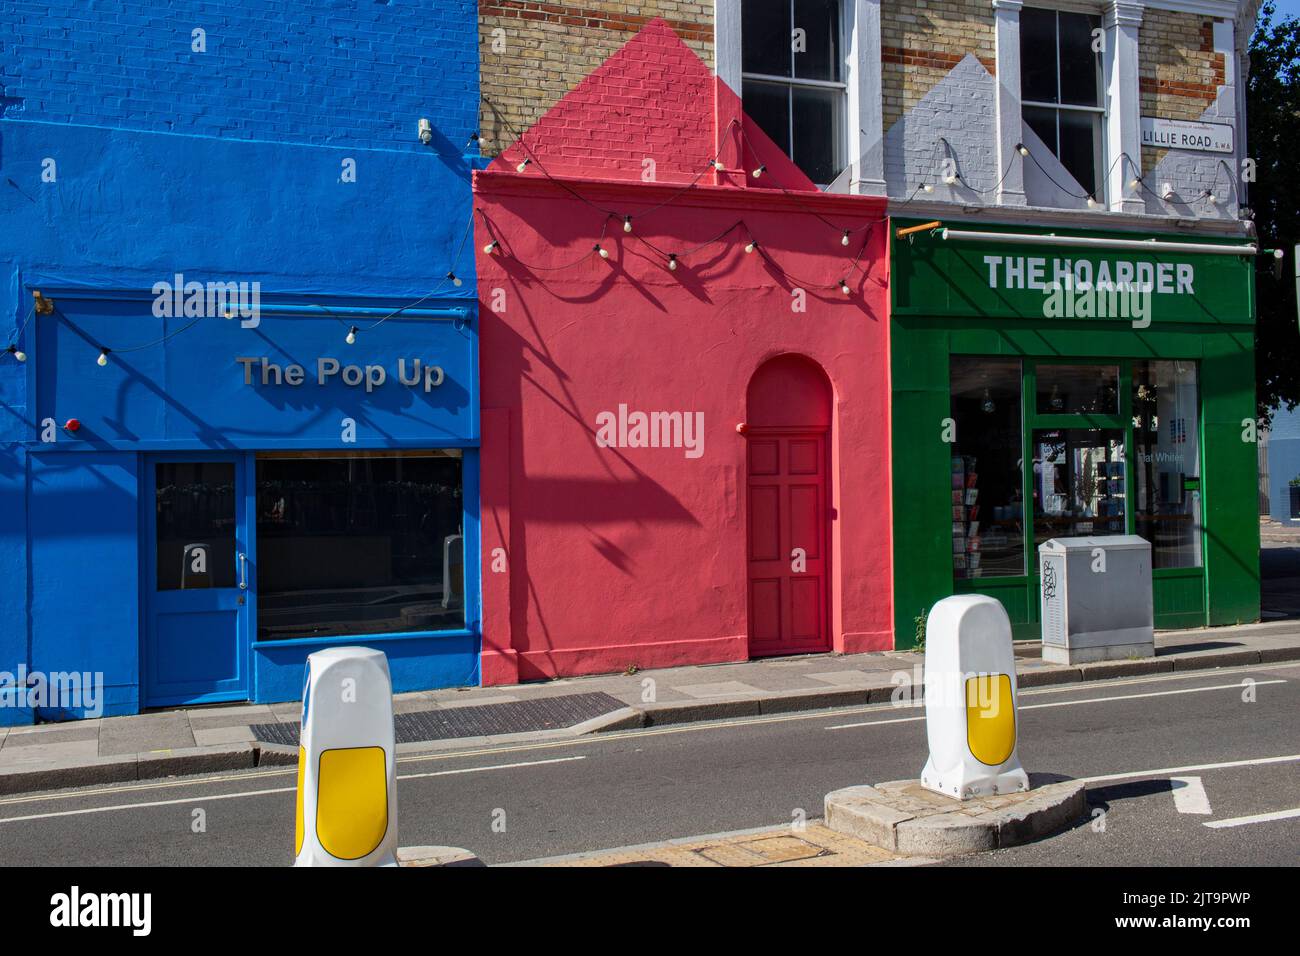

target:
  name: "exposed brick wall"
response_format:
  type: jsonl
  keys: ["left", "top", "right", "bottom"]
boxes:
{"left": 0, "top": 0, "right": 479, "bottom": 149}
{"left": 1139, "top": 12, "right": 1227, "bottom": 171}
{"left": 478, "top": 1, "right": 713, "bottom": 157}
{"left": 880, "top": 0, "right": 995, "bottom": 132}
{"left": 489, "top": 19, "right": 720, "bottom": 183}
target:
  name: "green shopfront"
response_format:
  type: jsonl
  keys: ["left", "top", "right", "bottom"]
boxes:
{"left": 890, "top": 220, "right": 1260, "bottom": 645}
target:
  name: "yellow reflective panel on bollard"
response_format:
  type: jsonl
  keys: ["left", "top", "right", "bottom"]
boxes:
{"left": 317, "top": 747, "right": 389, "bottom": 860}
{"left": 965, "top": 674, "right": 1016, "bottom": 766}
{"left": 295, "top": 747, "right": 306, "bottom": 856}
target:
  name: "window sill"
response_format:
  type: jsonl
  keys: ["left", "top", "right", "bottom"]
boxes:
{"left": 252, "top": 627, "right": 475, "bottom": 650}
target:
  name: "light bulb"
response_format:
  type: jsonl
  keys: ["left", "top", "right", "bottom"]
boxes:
{"left": 841, "top": 230, "right": 850, "bottom": 246}
{"left": 981, "top": 389, "right": 996, "bottom": 414}
{"left": 711, "top": 159, "right": 726, "bottom": 172}
{"left": 923, "top": 183, "right": 934, "bottom": 193}
{"left": 346, "top": 326, "right": 358, "bottom": 345}
{"left": 447, "top": 271, "right": 462, "bottom": 287}
{"left": 943, "top": 173, "right": 958, "bottom": 186}
{"left": 1205, "top": 191, "right": 1219, "bottom": 206}
{"left": 97, "top": 350, "right": 109, "bottom": 367}
{"left": 752, "top": 164, "right": 766, "bottom": 179}
{"left": 223, "top": 307, "right": 235, "bottom": 320}
{"left": 516, "top": 158, "right": 531, "bottom": 173}
{"left": 1129, "top": 177, "right": 1142, "bottom": 190}
{"left": 668, "top": 254, "right": 678, "bottom": 271}
{"left": 744, "top": 241, "right": 756, "bottom": 254}
{"left": 1086, "top": 195, "right": 1099, "bottom": 209}
{"left": 839, "top": 279, "right": 850, "bottom": 295}
{"left": 1016, "top": 143, "right": 1030, "bottom": 157}
{"left": 596, "top": 244, "right": 609, "bottom": 259}
{"left": 6, "top": 345, "right": 24, "bottom": 362}
{"left": 483, "top": 240, "right": 499, "bottom": 254}
{"left": 623, "top": 216, "right": 633, "bottom": 233}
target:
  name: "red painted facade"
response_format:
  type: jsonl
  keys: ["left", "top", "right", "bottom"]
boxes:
{"left": 474, "top": 20, "right": 894, "bottom": 684}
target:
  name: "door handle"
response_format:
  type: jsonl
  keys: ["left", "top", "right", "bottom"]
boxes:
{"left": 238, "top": 552, "right": 248, "bottom": 591}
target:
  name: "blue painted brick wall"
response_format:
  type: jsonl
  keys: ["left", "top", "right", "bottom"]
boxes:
{"left": 0, "top": 0, "right": 480, "bottom": 151}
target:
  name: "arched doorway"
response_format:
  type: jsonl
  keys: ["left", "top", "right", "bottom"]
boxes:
{"left": 745, "top": 355, "right": 833, "bottom": 657}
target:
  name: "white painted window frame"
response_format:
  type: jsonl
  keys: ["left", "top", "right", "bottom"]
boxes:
{"left": 1019, "top": 5, "right": 1109, "bottom": 201}
{"left": 716, "top": 0, "right": 886, "bottom": 195}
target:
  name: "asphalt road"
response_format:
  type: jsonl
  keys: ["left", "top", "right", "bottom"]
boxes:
{"left": 0, "top": 662, "right": 1296, "bottom": 866}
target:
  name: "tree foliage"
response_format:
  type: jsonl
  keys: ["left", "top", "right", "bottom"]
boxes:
{"left": 1251, "top": 2, "right": 1300, "bottom": 420}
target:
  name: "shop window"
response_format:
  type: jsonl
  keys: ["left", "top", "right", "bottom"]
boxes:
{"left": 1032, "top": 428, "right": 1126, "bottom": 549}
{"left": 1036, "top": 363, "right": 1119, "bottom": 415}
{"left": 1020, "top": 7, "right": 1105, "bottom": 200}
{"left": 742, "top": 0, "right": 846, "bottom": 185}
{"left": 255, "top": 450, "right": 464, "bottom": 640}
{"left": 949, "top": 358, "right": 1025, "bottom": 579}
{"left": 1133, "top": 361, "right": 1202, "bottom": 568}
{"left": 156, "top": 462, "right": 237, "bottom": 590}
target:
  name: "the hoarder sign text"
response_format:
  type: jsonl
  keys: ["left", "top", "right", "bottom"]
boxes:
{"left": 984, "top": 255, "right": 1195, "bottom": 295}
{"left": 236, "top": 356, "right": 445, "bottom": 393}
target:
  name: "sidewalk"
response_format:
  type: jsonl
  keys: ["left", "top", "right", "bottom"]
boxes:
{"left": 3, "top": 619, "right": 1299, "bottom": 795}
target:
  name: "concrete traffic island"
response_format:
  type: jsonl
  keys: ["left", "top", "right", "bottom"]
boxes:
{"left": 825, "top": 594, "right": 1087, "bottom": 859}
{"left": 395, "top": 846, "right": 483, "bottom": 867}
{"left": 824, "top": 776, "right": 1087, "bottom": 857}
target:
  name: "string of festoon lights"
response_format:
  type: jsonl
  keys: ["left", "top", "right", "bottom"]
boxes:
{"left": 2, "top": 199, "right": 480, "bottom": 369}
{"left": 476, "top": 99, "right": 921, "bottom": 294}
{"left": 4, "top": 304, "right": 34, "bottom": 363}
{"left": 4, "top": 117, "right": 1234, "bottom": 369}
{"left": 923, "top": 136, "right": 1231, "bottom": 211}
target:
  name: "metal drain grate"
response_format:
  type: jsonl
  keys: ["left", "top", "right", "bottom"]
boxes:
{"left": 251, "top": 691, "right": 625, "bottom": 747}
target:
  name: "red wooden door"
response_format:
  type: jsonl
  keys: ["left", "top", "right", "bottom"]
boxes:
{"left": 746, "top": 430, "right": 829, "bottom": 656}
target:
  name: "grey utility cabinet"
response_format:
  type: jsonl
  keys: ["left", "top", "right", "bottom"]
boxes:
{"left": 1038, "top": 535, "right": 1154, "bottom": 664}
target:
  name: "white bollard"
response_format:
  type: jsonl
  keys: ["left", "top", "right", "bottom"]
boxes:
{"left": 294, "top": 647, "right": 399, "bottom": 867}
{"left": 919, "top": 595, "right": 1029, "bottom": 800}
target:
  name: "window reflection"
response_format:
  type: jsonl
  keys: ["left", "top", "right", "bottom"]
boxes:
{"left": 1133, "top": 361, "right": 1201, "bottom": 567}
{"left": 156, "top": 462, "right": 236, "bottom": 590}
{"left": 255, "top": 451, "right": 464, "bottom": 640}
{"left": 1036, "top": 364, "right": 1119, "bottom": 415}
{"left": 1032, "top": 428, "right": 1126, "bottom": 548}
{"left": 949, "top": 358, "right": 1025, "bottom": 578}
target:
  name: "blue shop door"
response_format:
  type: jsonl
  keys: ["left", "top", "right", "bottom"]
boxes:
{"left": 144, "top": 455, "right": 250, "bottom": 706}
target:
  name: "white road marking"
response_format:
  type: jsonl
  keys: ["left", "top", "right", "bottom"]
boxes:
{"left": 0, "top": 755, "right": 586, "bottom": 824}
{"left": 1170, "top": 776, "right": 1213, "bottom": 815}
{"left": 0, "top": 663, "right": 1293, "bottom": 810}
{"left": 824, "top": 680, "right": 1286, "bottom": 730}
{"left": 1203, "top": 807, "right": 1300, "bottom": 829}
{"left": 1078, "top": 753, "right": 1300, "bottom": 785}
{"left": 824, "top": 714, "right": 926, "bottom": 730}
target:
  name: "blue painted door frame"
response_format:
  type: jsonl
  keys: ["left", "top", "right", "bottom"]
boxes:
{"left": 142, "top": 451, "right": 252, "bottom": 707}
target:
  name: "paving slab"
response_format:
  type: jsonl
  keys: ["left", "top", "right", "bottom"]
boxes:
{"left": 675, "top": 681, "right": 770, "bottom": 699}
{"left": 99, "top": 712, "right": 195, "bottom": 756}
{"left": 1, "top": 723, "right": 98, "bottom": 747}
{"left": 0, "top": 738, "right": 100, "bottom": 764}
{"left": 193, "top": 726, "right": 256, "bottom": 746}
